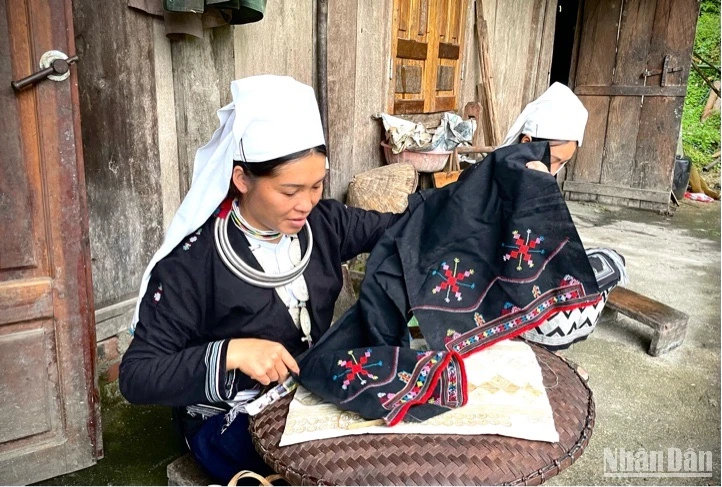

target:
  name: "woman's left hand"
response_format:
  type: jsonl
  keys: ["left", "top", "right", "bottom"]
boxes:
{"left": 526, "top": 161, "right": 550, "bottom": 173}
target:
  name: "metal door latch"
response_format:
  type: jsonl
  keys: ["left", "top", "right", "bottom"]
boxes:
{"left": 11, "top": 50, "right": 79, "bottom": 92}
{"left": 642, "top": 55, "right": 683, "bottom": 87}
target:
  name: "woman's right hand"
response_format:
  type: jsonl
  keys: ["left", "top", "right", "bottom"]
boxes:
{"left": 226, "top": 338, "right": 300, "bottom": 385}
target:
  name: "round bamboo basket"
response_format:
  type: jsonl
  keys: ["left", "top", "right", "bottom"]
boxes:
{"left": 346, "top": 163, "right": 418, "bottom": 214}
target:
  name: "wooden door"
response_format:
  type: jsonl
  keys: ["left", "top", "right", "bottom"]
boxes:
{"left": 564, "top": 0, "right": 699, "bottom": 211}
{"left": 390, "top": 0, "right": 467, "bottom": 114}
{"left": 0, "top": 0, "right": 100, "bottom": 484}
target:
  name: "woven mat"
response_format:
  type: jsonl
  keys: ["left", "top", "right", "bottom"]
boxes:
{"left": 250, "top": 344, "right": 594, "bottom": 486}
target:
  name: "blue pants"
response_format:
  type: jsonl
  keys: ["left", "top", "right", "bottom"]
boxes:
{"left": 187, "top": 413, "right": 274, "bottom": 484}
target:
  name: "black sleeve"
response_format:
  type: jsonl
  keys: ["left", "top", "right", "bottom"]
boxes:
{"left": 317, "top": 199, "right": 407, "bottom": 262}
{"left": 119, "top": 234, "right": 253, "bottom": 407}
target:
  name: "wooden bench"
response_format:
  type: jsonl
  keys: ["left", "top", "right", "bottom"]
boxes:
{"left": 604, "top": 287, "right": 689, "bottom": 356}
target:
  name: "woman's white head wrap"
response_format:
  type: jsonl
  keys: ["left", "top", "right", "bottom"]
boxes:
{"left": 131, "top": 75, "right": 325, "bottom": 328}
{"left": 500, "top": 82, "right": 588, "bottom": 148}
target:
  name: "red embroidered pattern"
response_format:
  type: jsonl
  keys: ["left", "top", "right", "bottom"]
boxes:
{"left": 502, "top": 229, "right": 546, "bottom": 271}
{"left": 333, "top": 349, "right": 382, "bottom": 390}
{"left": 382, "top": 352, "right": 445, "bottom": 410}
{"left": 412, "top": 239, "right": 570, "bottom": 314}
{"left": 431, "top": 258, "right": 476, "bottom": 303}
{"left": 447, "top": 281, "right": 601, "bottom": 357}
{"left": 382, "top": 352, "right": 468, "bottom": 425}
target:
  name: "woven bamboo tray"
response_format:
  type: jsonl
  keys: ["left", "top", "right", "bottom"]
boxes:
{"left": 250, "top": 344, "right": 594, "bottom": 485}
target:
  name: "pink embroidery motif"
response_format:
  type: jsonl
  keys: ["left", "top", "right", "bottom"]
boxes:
{"left": 431, "top": 258, "right": 475, "bottom": 303}
{"left": 502, "top": 229, "right": 545, "bottom": 271}
{"left": 153, "top": 284, "right": 163, "bottom": 303}
{"left": 183, "top": 228, "right": 203, "bottom": 251}
{"left": 444, "top": 329, "right": 462, "bottom": 345}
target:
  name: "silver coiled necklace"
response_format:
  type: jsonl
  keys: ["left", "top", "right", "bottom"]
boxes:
{"left": 213, "top": 200, "right": 313, "bottom": 288}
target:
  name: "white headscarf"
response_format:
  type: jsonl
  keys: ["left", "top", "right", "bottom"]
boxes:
{"left": 500, "top": 82, "right": 588, "bottom": 148}
{"left": 131, "top": 75, "right": 325, "bottom": 327}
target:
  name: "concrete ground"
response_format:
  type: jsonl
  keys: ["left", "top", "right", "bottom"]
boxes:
{"left": 35, "top": 200, "right": 720, "bottom": 486}
{"left": 547, "top": 200, "right": 721, "bottom": 486}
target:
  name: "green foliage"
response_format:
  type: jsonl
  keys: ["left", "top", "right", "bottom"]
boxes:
{"left": 682, "top": 0, "right": 721, "bottom": 168}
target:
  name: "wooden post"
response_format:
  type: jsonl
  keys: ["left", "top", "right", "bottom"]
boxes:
{"left": 474, "top": 1, "right": 500, "bottom": 146}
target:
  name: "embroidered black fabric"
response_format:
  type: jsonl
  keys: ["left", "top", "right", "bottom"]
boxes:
{"left": 296, "top": 142, "right": 601, "bottom": 425}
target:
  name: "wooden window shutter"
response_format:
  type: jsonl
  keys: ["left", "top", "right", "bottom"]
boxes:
{"left": 390, "top": 0, "right": 467, "bottom": 114}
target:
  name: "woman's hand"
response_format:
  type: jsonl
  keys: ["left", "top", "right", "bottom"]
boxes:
{"left": 525, "top": 161, "right": 550, "bottom": 173}
{"left": 226, "top": 338, "right": 300, "bottom": 385}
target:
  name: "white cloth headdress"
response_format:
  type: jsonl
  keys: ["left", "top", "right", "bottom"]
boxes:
{"left": 131, "top": 75, "right": 325, "bottom": 327}
{"left": 500, "top": 82, "right": 588, "bottom": 148}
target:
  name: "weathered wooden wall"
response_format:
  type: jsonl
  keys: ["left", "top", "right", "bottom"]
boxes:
{"left": 328, "top": 0, "right": 557, "bottom": 200}
{"left": 326, "top": 0, "right": 394, "bottom": 200}
{"left": 234, "top": 0, "right": 315, "bottom": 85}
{"left": 72, "top": 0, "right": 560, "bottom": 345}
{"left": 472, "top": 0, "right": 558, "bottom": 139}
{"left": 172, "top": 25, "right": 235, "bottom": 194}
{"left": 73, "top": 1, "right": 179, "bottom": 342}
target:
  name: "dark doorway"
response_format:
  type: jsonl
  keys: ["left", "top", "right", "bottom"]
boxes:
{"left": 550, "top": 0, "right": 581, "bottom": 86}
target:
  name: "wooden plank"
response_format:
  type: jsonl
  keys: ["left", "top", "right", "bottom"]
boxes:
{"left": 152, "top": 20, "right": 181, "bottom": 232}
{"left": 398, "top": 0, "right": 410, "bottom": 32}
{"left": 562, "top": 181, "right": 670, "bottom": 203}
{"left": 565, "top": 192, "right": 598, "bottom": 203}
{"left": 396, "top": 64, "right": 423, "bottom": 93}
{"left": 43, "top": 0, "right": 100, "bottom": 466}
{"left": 94, "top": 298, "right": 137, "bottom": 342}
{"left": 632, "top": 0, "right": 699, "bottom": 193}
{"left": 394, "top": 99, "right": 426, "bottom": 114}
{"left": 521, "top": 0, "right": 546, "bottom": 108}
{"left": 481, "top": 0, "right": 536, "bottom": 140}
{"left": 533, "top": 0, "right": 557, "bottom": 97}
{"left": 418, "top": 0, "right": 429, "bottom": 37}
{"left": 574, "top": 0, "right": 622, "bottom": 86}
{"left": 601, "top": 97, "right": 638, "bottom": 187}
{"left": 74, "top": 2, "right": 165, "bottom": 310}
{"left": 439, "top": 0, "right": 449, "bottom": 40}
{"left": 352, "top": 0, "right": 393, "bottom": 191}
{"left": 0, "top": 278, "right": 53, "bottom": 326}
{"left": 397, "top": 38, "right": 428, "bottom": 59}
{"left": 572, "top": 95, "right": 608, "bottom": 184}
{"left": 451, "top": 0, "right": 463, "bottom": 43}
{"left": 421, "top": 0, "right": 440, "bottom": 112}
{"left": 0, "top": 327, "right": 52, "bottom": 443}
{"left": 328, "top": 0, "right": 358, "bottom": 200}
{"left": 436, "top": 65, "right": 455, "bottom": 91}
{"left": 569, "top": 0, "right": 621, "bottom": 187}
{"left": 2, "top": 0, "right": 49, "bottom": 285}
{"left": 599, "top": 0, "right": 656, "bottom": 189}
{"left": 459, "top": 0, "right": 478, "bottom": 127}
{"left": 438, "top": 42, "right": 460, "bottom": 59}
{"left": 0, "top": 0, "right": 35, "bottom": 270}
{"left": 434, "top": 96, "right": 456, "bottom": 112}
{"left": 611, "top": 0, "right": 656, "bottom": 86}
{"left": 574, "top": 85, "right": 687, "bottom": 97}
{"left": 567, "top": 0, "right": 584, "bottom": 87}
{"left": 174, "top": 26, "right": 234, "bottom": 195}
{"left": 474, "top": 5, "right": 500, "bottom": 145}
{"left": 234, "top": 0, "right": 314, "bottom": 83}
